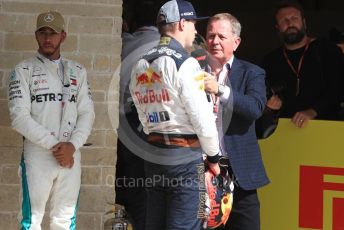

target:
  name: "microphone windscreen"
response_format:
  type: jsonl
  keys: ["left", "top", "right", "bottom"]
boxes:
{"left": 191, "top": 49, "right": 207, "bottom": 70}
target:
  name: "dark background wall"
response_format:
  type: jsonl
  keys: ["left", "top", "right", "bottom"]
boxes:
{"left": 123, "top": 0, "right": 344, "bottom": 64}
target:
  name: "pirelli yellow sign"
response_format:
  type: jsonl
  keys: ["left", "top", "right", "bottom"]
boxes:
{"left": 258, "top": 118, "right": 344, "bottom": 230}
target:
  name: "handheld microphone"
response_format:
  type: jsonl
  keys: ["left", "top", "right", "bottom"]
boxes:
{"left": 191, "top": 48, "right": 211, "bottom": 102}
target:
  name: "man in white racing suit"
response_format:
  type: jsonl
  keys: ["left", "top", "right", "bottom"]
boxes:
{"left": 8, "top": 11, "right": 94, "bottom": 230}
{"left": 129, "top": 0, "right": 223, "bottom": 229}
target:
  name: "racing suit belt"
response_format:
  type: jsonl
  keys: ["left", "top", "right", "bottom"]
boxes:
{"left": 147, "top": 133, "right": 200, "bottom": 148}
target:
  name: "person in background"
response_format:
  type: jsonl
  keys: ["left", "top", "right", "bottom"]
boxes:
{"left": 262, "top": 0, "right": 342, "bottom": 128}
{"left": 8, "top": 11, "right": 94, "bottom": 229}
{"left": 115, "top": 1, "right": 160, "bottom": 229}
{"left": 204, "top": 13, "right": 269, "bottom": 230}
{"left": 129, "top": 0, "right": 221, "bottom": 229}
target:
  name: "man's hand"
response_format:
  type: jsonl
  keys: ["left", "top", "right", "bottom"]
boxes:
{"left": 207, "top": 161, "right": 221, "bottom": 176}
{"left": 266, "top": 95, "right": 282, "bottom": 110}
{"left": 51, "top": 142, "right": 76, "bottom": 168}
{"left": 204, "top": 72, "right": 219, "bottom": 94}
{"left": 292, "top": 109, "right": 317, "bottom": 128}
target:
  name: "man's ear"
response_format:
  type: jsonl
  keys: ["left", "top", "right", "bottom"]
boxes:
{"left": 303, "top": 18, "right": 307, "bottom": 30}
{"left": 179, "top": 19, "right": 186, "bottom": 31}
{"left": 35, "top": 31, "right": 39, "bottom": 42}
{"left": 233, "top": 36, "right": 241, "bottom": 52}
{"left": 60, "top": 31, "right": 67, "bottom": 43}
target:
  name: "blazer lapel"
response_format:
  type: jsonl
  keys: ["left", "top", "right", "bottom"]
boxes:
{"left": 228, "top": 58, "right": 243, "bottom": 90}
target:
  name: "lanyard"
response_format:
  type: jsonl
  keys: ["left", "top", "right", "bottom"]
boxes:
{"left": 282, "top": 38, "right": 310, "bottom": 95}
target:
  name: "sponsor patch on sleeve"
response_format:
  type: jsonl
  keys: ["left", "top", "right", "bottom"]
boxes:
{"left": 8, "top": 71, "right": 23, "bottom": 101}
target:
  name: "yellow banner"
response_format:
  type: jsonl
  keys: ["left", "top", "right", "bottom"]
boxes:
{"left": 258, "top": 118, "right": 344, "bottom": 230}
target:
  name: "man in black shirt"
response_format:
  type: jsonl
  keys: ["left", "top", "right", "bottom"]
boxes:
{"left": 262, "top": 0, "right": 342, "bottom": 128}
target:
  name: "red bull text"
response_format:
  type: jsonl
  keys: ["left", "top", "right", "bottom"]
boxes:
{"left": 134, "top": 89, "right": 170, "bottom": 104}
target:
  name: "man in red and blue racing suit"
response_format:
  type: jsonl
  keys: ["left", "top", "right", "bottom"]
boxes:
{"left": 129, "top": 0, "right": 224, "bottom": 229}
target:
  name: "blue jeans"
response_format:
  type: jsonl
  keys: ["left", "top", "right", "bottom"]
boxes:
{"left": 144, "top": 155, "right": 205, "bottom": 230}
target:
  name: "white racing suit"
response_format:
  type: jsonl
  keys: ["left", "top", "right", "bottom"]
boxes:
{"left": 8, "top": 53, "right": 95, "bottom": 230}
{"left": 130, "top": 37, "right": 219, "bottom": 157}
{"left": 129, "top": 36, "right": 221, "bottom": 229}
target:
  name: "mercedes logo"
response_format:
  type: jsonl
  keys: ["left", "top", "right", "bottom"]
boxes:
{"left": 44, "top": 13, "right": 54, "bottom": 22}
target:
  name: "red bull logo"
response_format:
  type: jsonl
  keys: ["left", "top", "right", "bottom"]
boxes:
{"left": 136, "top": 68, "right": 162, "bottom": 86}
{"left": 134, "top": 89, "right": 170, "bottom": 104}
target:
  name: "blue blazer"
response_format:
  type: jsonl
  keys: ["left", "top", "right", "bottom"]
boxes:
{"left": 222, "top": 57, "right": 270, "bottom": 190}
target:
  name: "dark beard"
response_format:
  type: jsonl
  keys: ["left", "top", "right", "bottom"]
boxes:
{"left": 38, "top": 43, "right": 61, "bottom": 59}
{"left": 281, "top": 27, "right": 306, "bottom": 45}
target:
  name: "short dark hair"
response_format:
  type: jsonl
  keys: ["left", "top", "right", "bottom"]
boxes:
{"left": 273, "top": 0, "right": 305, "bottom": 23}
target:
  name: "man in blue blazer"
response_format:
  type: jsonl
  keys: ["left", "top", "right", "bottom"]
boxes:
{"left": 205, "top": 13, "right": 270, "bottom": 230}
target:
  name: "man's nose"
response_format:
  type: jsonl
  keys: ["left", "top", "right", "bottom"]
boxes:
{"left": 213, "top": 35, "right": 220, "bottom": 44}
{"left": 44, "top": 35, "right": 52, "bottom": 41}
{"left": 285, "top": 18, "right": 293, "bottom": 26}
{"left": 41, "top": 32, "right": 55, "bottom": 39}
